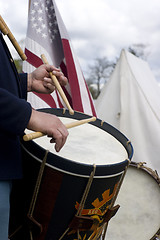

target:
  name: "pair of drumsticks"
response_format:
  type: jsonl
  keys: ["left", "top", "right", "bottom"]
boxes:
{"left": 0, "top": 15, "right": 96, "bottom": 141}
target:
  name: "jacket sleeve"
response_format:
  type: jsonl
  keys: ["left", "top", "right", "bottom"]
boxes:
{"left": 19, "top": 73, "right": 28, "bottom": 100}
{"left": 0, "top": 88, "right": 32, "bottom": 135}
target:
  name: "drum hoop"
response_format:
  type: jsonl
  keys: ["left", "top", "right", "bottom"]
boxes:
{"left": 130, "top": 161, "right": 160, "bottom": 185}
{"left": 21, "top": 143, "right": 127, "bottom": 179}
{"left": 129, "top": 161, "right": 160, "bottom": 240}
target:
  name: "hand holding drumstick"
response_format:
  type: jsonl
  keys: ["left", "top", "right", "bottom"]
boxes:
{"left": 41, "top": 54, "right": 74, "bottom": 115}
{"left": 27, "top": 110, "right": 69, "bottom": 152}
{"left": 24, "top": 115, "right": 96, "bottom": 142}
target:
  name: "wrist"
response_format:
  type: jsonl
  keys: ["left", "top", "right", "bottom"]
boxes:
{"left": 27, "top": 109, "right": 46, "bottom": 134}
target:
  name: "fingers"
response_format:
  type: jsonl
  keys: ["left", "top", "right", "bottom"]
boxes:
{"left": 45, "top": 113, "right": 69, "bottom": 152}
{"left": 44, "top": 64, "right": 68, "bottom": 86}
{"left": 49, "top": 127, "right": 68, "bottom": 152}
{"left": 49, "top": 126, "right": 68, "bottom": 152}
{"left": 43, "top": 77, "right": 56, "bottom": 92}
{"left": 52, "top": 70, "right": 68, "bottom": 86}
{"left": 42, "top": 74, "right": 67, "bottom": 93}
{"left": 45, "top": 64, "right": 60, "bottom": 73}
{"left": 27, "top": 110, "right": 69, "bottom": 152}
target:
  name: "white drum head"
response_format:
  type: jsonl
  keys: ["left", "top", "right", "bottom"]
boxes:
{"left": 26, "top": 116, "right": 128, "bottom": 165}
{"left": 106, "top": 164, "right": 160, "bottom": 240}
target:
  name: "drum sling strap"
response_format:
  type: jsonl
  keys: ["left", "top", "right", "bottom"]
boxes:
{"left": 27, "top": 150, "right": 49, "bottom": 239}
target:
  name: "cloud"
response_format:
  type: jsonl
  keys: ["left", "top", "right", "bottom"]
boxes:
{"left": 0, "top": 0, "right": 28, "bottom": 39}
{"left": 1, "top": 0, "right": 160, "bottom": 81}
{"left": 57, "top": 0, "right": 160, "bottom": 80}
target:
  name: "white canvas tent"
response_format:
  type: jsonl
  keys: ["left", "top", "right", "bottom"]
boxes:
{"left": 96, "top": 49, "right": 160, "bottom": 175}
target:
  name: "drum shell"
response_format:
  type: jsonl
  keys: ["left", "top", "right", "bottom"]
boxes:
{"left": 9, "top": 108, "right": 133, "bottom": 240}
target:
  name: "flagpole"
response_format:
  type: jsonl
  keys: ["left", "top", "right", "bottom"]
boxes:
{"left": 28, "top": 0, "right": 31, "bottom": 14}
{"left": 0, "top": 15, "right": 27, "bottom": 61}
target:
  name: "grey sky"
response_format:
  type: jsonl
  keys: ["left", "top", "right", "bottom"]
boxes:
{"left": 0, "top": 0, "right": 160, "bottom": 81}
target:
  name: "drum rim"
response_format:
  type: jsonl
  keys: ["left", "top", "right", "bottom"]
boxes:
{"left": 22, "top": 108, "right": 133, "bottom": 177}
{"left": 130, "top": 161, "right": 160, "bottom": 185}
{"left": 21, "top": 140, "right": 129, "bottom": 177}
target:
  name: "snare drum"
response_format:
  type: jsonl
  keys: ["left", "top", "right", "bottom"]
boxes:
{"left": 106, "top": 162, "right": 160, "bottom": 240}
{"left": 9, "top": 108, "right": 133, "bottom": 240}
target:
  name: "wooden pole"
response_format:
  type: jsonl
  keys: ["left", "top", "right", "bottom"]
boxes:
{"left": 0, "top": 15, "right": 27, "bottom": 61}
{"left": 28, "top": 0, "right": 31, "bottom": 14}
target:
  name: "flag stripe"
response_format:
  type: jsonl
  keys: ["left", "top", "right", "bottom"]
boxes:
{"left": 60, "top": 61, "right": 68, "bottom": 78}
{"left": 55, "top": 91, "right": 64, "bottom": 108}
{"left": 62, "top": 86, "right": 73, "bottom": 106}
{"left": 62, "top": 39, "right": 84, "bottom": 112}
{"left": 60, "top": 61, "right": 74, "bottom": 106}
{"left": 33, "top": 92, "right": 57, "bottom": 108}
{"left": 25, "top": 48, "right": 43, "bottom": 68}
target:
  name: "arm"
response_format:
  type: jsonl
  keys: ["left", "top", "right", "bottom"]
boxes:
{"left": 18, "top": 64, "right": 69, "bottom": 151}
{"left": 26, "top": 64, "right": 69, "bottom": 152}
{"left": 0, "top": 88, "right": 32, "bottom": 135}
{"left": 19, "top": 73, "right": 28, "bottom": 99}
{"left": 0, "top": 32, "right": 68, "bottom": 151}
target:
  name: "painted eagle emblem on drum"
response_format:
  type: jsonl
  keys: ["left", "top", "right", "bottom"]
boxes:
{"left": 68, "top": 182, "right": 119, "bottom": 240}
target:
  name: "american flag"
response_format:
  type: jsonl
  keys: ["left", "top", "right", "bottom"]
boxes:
{"left": 23, "top": 0, "right": 96, "bottom": 116}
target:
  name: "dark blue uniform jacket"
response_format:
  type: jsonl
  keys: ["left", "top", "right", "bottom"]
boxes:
{"left": 0, "top": 33, "right": 32, "bottom": 180}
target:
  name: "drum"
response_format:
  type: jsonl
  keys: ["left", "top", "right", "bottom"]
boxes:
{"left": 106, "top": 162, "right": 160, "bottom": 240}
{"left": 9, "top": 108, "right": 133, "bottom": 240}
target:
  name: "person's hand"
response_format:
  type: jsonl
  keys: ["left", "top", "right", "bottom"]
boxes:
{"left": 27, "top": 109, "right": 69, "bottom": 152}
{"left": 27, "top": 64, "right": 68, "bottom": 93}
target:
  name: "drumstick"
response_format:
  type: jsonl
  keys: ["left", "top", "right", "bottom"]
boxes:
{"left": 41, "top": 54, "right": 74, "bottom": 115}
{"left": 0, "top": 20, "right": 8, "bottom": 35}
{"left": 23, "top": 116, "right": 96, "bottom": 141}
{"left": 0, "top": 15, "right": 27, "bottom": 61}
